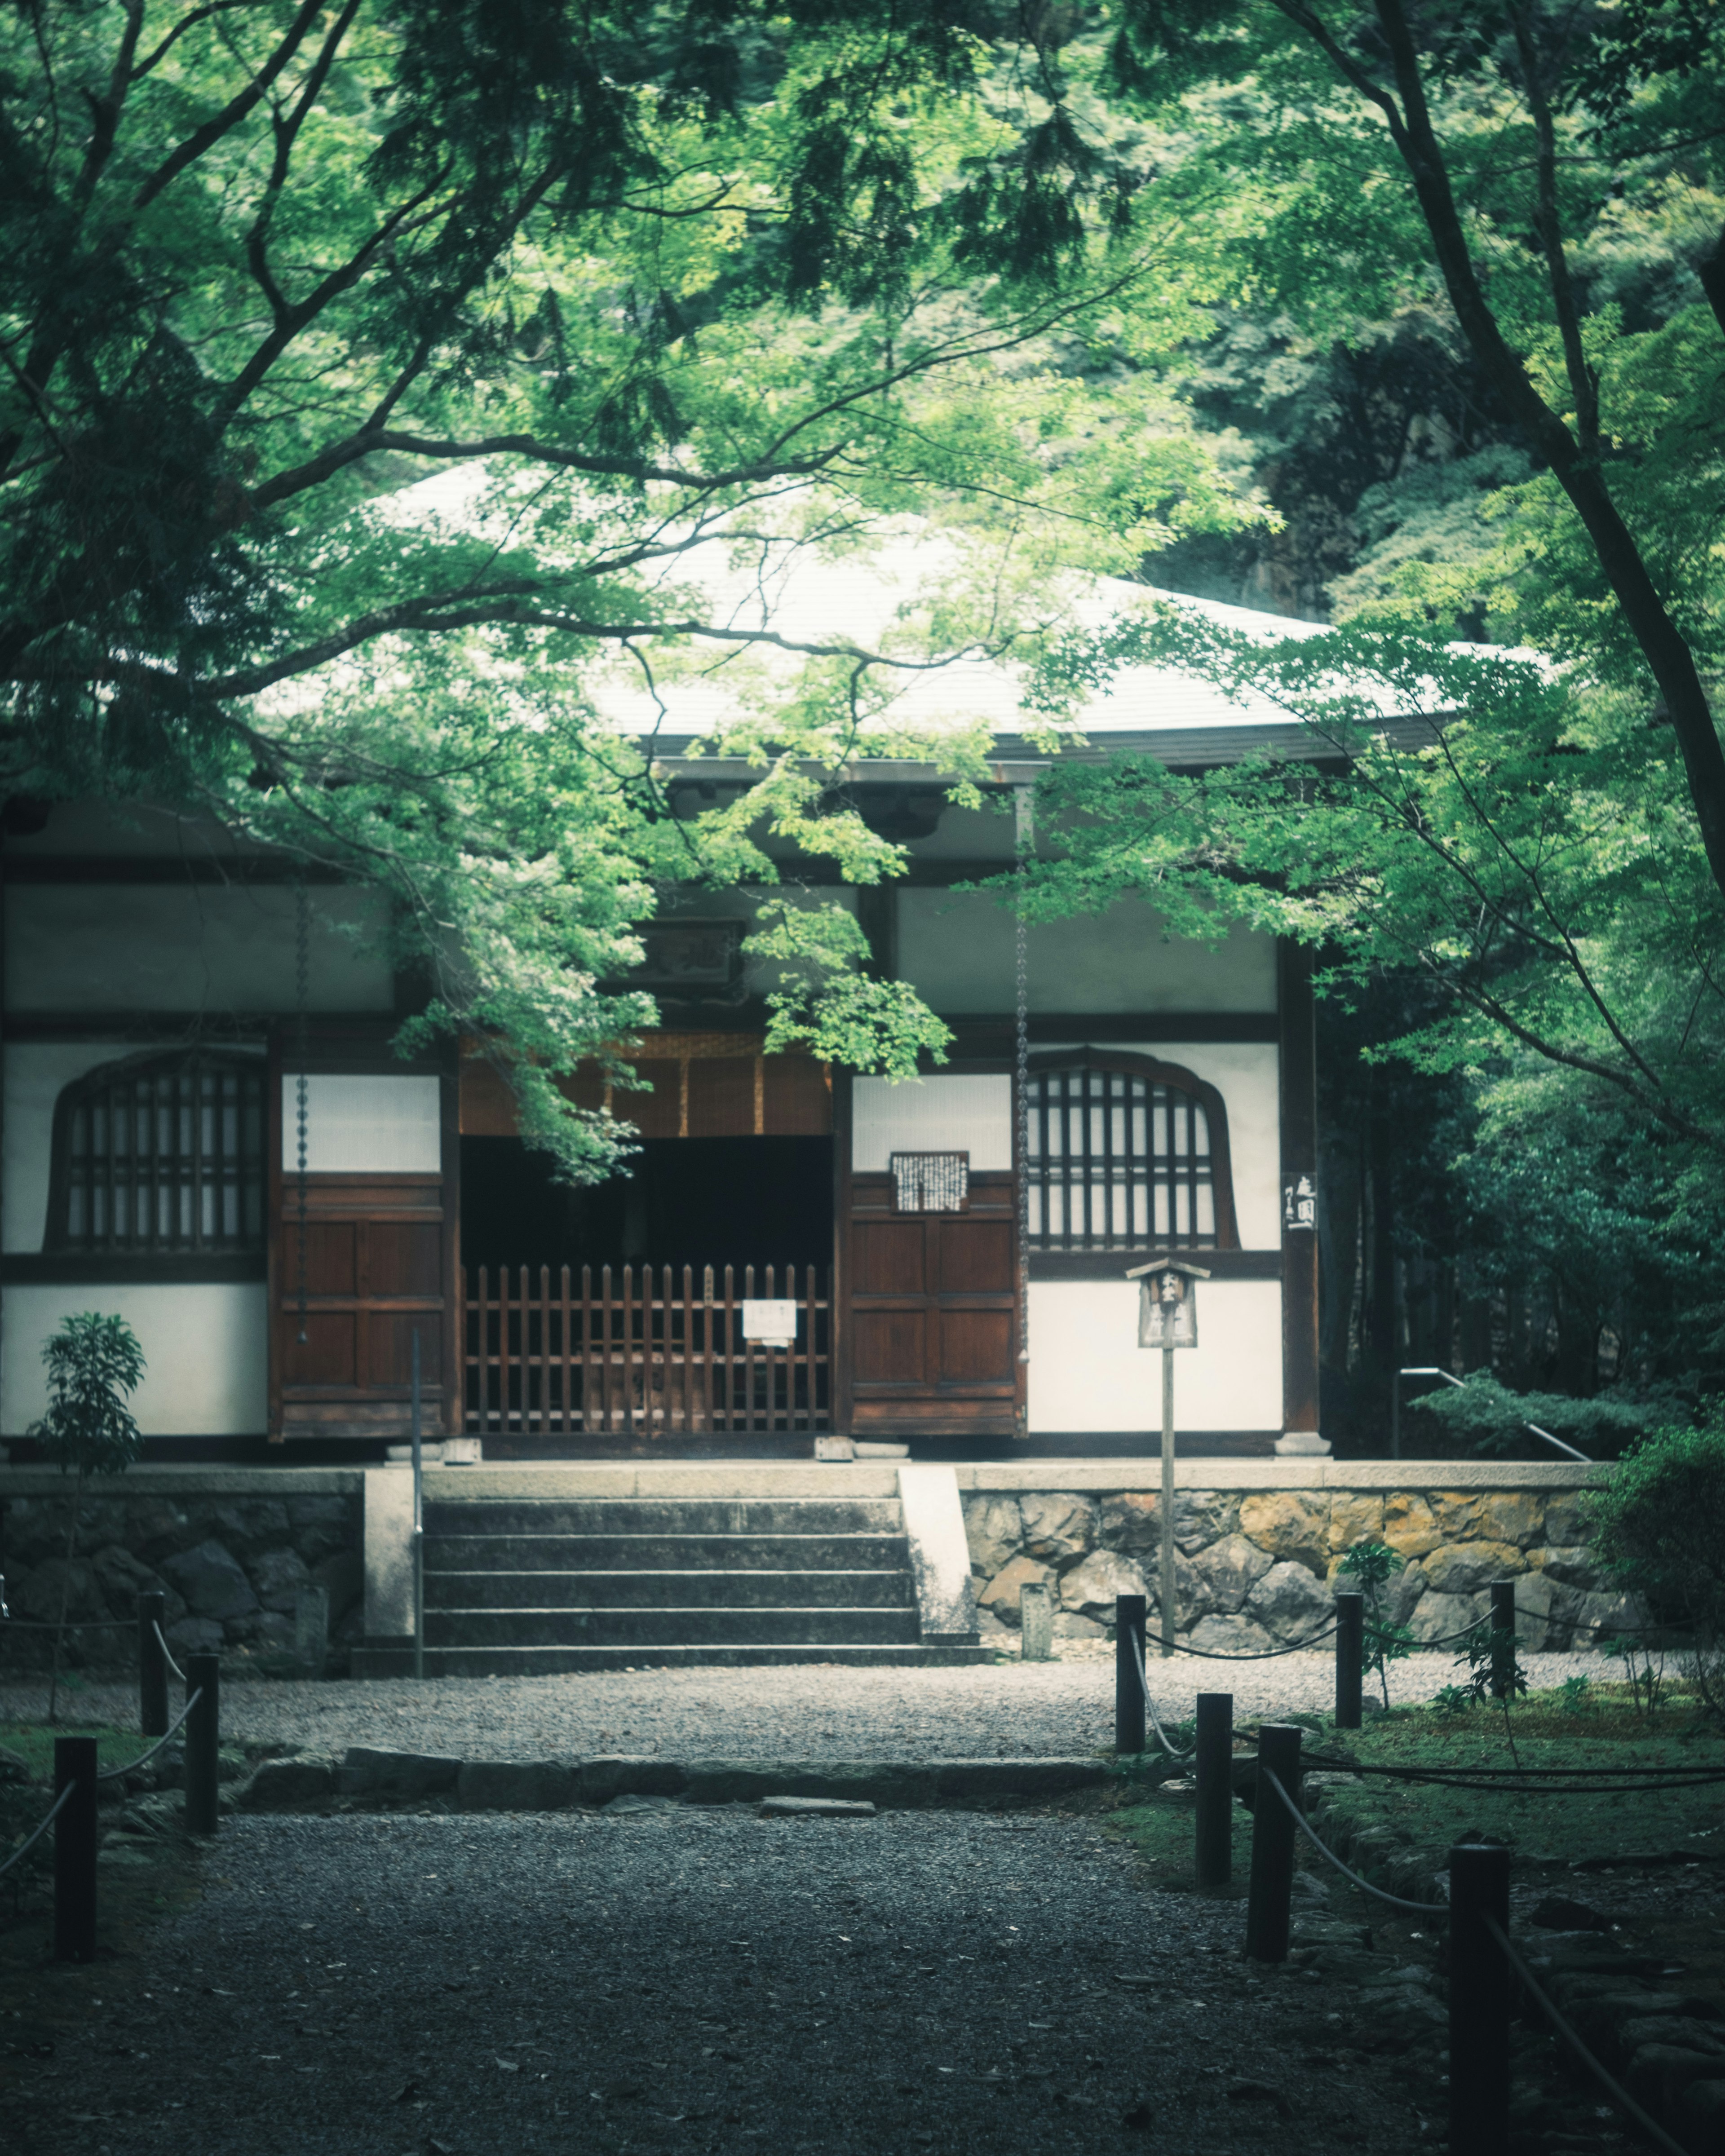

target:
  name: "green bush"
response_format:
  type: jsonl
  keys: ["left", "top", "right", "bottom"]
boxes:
{"left": 1585, "top": 1417, "right": 1725, "bottom": 1641}
{"left": 1406, "top": 1372, "right": 1680, "bottom": 1461}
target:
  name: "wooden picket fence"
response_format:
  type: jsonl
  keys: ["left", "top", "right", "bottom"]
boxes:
{"left": 461, "top": 1264, "right": 831, "bottom": 1437}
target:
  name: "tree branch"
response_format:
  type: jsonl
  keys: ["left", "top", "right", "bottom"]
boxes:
{"left": 132, "top": 0, "right": 329, "bottom": 212}
{"left": 1504, "top": 0, "right": 1600, "bottom": 451}
{"left": 1282, "top": 0, "right": 1725, "bottom": 900}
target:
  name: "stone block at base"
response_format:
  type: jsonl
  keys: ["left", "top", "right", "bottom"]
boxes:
{"left": 759, "top": 1795, "right": 876, "bottom": 1818}
{"left": 242, "top": 1756, "right": 336, "bottom": 1811}
{"left": 336, "top": 1746, "right": 461, "bottom": 1800}
{"left": 456, "top": 1759, "right": 573, "bottom": 1811}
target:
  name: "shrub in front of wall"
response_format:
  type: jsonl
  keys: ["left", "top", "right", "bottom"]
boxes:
{"left": 1585, "top": 1416, "right": 1725, "bottom": 1711}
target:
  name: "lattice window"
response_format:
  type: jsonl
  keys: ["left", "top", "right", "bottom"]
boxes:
{"left": 48, "top": 1051, "right": 266, "bottom": 1255}
{"left": 1025, "top": 1056, "right": 1234, "bottom": 1250}
{"left": 890, "top": 1151, "right": 969, "bottom": 1213}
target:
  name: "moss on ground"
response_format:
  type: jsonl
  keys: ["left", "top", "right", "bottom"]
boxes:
{"left": 1300, "top": 1681, "right": 1725, "bottom": 1867}
{"left": 1, "top": 1722, "right": 150, "bottom": 1781}
{"left": 1102, "top": 1776, "right": 1256, "bottom": 1893}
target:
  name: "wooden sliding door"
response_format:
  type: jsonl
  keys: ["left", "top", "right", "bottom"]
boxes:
{"left": 836, "top": 1074, "right": 1022, "bottom": 1441}
{"left": 268, "top": 1029, "right": 459, "bottom": 1440}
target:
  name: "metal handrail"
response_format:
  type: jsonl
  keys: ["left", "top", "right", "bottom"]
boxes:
{"left": 1396, "top": 1365, "right": 1590, "bottom": 1462}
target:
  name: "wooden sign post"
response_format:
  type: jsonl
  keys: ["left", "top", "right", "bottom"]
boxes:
{"left": 1127, "top": 1259, "right": 1210, "bottom": 1657}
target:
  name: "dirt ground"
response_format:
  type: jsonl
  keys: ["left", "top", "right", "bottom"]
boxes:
{"left": 8, "top": 1783, "right": 1707, "bottom": 2156}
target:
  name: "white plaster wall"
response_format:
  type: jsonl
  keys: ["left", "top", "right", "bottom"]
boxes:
{"left": 1027, "top": 1279, "right": 1282, "bottom": 1432}
{"left": 5, "top": 885, "right": 393, "bottom": 1012}
{"left": 4, "top": 1042, "right": 142, "bottom": 1252}
{"left": 895, "top": 890, "right": 1275, "bottom": 1013}
{"left": 1043, "top": 1039, "right": 1280, "bottom": 1250}
{"left": 1, "top": 1284, "right": 268, "bottom": 1435}
{"left": 852, "top": 1074, "right": 1013, "bottom": 1170}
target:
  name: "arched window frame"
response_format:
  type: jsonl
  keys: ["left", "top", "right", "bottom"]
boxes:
{"left": 1023, "top": 1050, "right": 1240, "bottom": 1253}
{"left": 45, "top": 1048, "right": 267, "bottom": 1259}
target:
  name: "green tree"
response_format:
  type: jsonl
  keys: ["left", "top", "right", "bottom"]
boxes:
{"left": 27, "top": 1312, "right": 146, "bottom": 1722}
{"left": 0, "top": 0, "right": 1261, "bottom": 1175}
{"left": 1097, "top": 0, "right": 1725, "bottom": 896}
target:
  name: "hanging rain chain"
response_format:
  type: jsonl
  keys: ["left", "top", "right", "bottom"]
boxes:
{"left": 294, "top": 879, "right": 311, "bottom": 1347}
{"left": 1014, "top": 783, "right": 1033, "bottom": 1370}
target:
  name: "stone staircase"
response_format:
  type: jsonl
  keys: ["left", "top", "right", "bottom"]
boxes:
{"left": 352, "top": 1491, "right": 989, "bottom": 1674}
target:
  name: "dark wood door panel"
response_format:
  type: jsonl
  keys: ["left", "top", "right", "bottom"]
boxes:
{"left": 367, "top": 1219, "right": 442, "bottom": 1296}
{"left": 369, "top": 1310, "right": 444, "bottom": 1387}
{"left": 852, "top": 1309, "right": 927, "bottom": 1384}
{"left": 938, "top": 1309, "right": 1015, "bottom": 1384}
{"left": 284, "top": 1313, "right": 357, "bottom": 1387}
{"left": 938, "top": 1219, "right": 1013, "bottom": 1293}
{"left": 852, "top": 1220, "right": 926, "bottom": 1294}
{"left": 303, "top": 1222, "right": 357, "bottom": 1295}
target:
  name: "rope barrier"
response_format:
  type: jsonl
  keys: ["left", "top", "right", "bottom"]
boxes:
{"left": 1259, "top": 1768, "right": 1439, "bottom": 1913}
{"left": 1128, "top": 1636, "right": 1196, "bottom": 1761}
{"left": 1363, "top": 1618, "right": 1484, "bottom": 1648}
{"left": 95, "top": 1688, "right": 202, "bottom": 1782}
{"left": 154, "top": 1620, "right": 186, "bottom": 1683}
{"left": 0, "top": 1782, "right": 75, "bottom": 1883}
{"left": 1140, "top": 1619, "right": 1341, "bottom": 1661}
{"left": 1483, "top": 1914, "right": 1689, "bottom": 2156}
{"left": 0, "top": 1616, "right": 136, "bottom": 1631}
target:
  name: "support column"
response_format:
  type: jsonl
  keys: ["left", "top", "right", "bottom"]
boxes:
{"left": 1276, "top": 940, "right": 1328, "bottom": 1457}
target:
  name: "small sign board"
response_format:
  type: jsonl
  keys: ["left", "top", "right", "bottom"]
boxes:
{"left": 1125, "top": 1259, "right": 1209, "bottom": 1350}
{"left": 1282, "top": 1173, "right": 1317, "bottom": 1230}
{"left": 741, "top": 1299, "right": 797, "bottom": 1348}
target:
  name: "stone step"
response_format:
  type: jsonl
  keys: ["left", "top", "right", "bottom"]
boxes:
{"left": 419, "top": 1497, "right": 904, "bottom": 1538}
{"left": 350, "top": 1642, "right": 994, "bottom": 1675}
{"left": 424, "top": 1604, "right": 923, "bottom": 1648}
{"left": 423, "top": 1568, "right": 915, "bottom": 1611}
{"left": 422, "top": 1533, "right": 909, "bottom": 1574}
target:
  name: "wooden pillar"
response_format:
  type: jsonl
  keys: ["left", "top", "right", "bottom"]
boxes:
{"left": 1277, "top": 940, "right": 1326, "bottom": 1455}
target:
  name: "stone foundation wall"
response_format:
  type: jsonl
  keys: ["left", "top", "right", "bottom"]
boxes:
{"left": 960, "top": 1483, "right": 1638, "bottom": 1651}
{"left": 0, "top": 1472, "right": 363, "bottom": 1672}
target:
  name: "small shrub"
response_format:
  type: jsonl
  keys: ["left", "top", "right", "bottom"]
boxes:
{"left": 1432, "top": 1683, "right": 1476, "bottom": 1714}
{"left": 25, "top": 1312, "right": 145, "bottom": 1721}
{"left": 1587, "top": 1415, "right": 1725, "bottom": 1720}
{"left": 1557, "top": 1674, "right": 1593, "bottom": 1714}
{"left": 1338, "top": 1541, "right": 1413, "bottom": 1710}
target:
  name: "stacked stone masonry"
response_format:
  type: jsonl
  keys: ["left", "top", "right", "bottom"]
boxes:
{"left": 0, "top": 1479, "right": 363, "bottom": 1670}
{"left": 960, "top": 1485, "right": 1639, "bottom": 1651}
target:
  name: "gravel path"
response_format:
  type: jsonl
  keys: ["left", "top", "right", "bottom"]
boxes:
{"left": 2, "top": 1649, "right": 1608, "bottom": 1759}
{"left": 9, "top": 1807, "right": 1444, "bottom": 2156}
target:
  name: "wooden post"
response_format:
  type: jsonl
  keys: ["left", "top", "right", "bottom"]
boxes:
{"left": 623, "top": 1264, "right": 637, "bottom": 1436}
{"left": 1490, "top": 1581, "right": 1517, "bottom": 1698}
{"left": 1194, "top": 1692, "right": 1233, "bottom": 1888}
{"left": 1245, "top": 1723, "right": 1302, "bottom": 1964}
{"left": 1115, "top": 1594, "right": 1146, "bottom": 1755}
{"left": 703, "top": 1265, "right": 716, "bottom": 1433}
{"left": 53, "top": 1736, "right": 98, "bottom": 1963}
{"left": 1278, "top": 940, "right": 1322, "bottom": 1449}
{"left": 1335, "top": 1591, "right": 1364, "bottom": 1729}
{"left": 1159, "top": 1340, "right": 1177, "bottom": 1657}
{"left": 600, "top": 1265, "right": 615, "bottom": 1431}
{"left": 1449, "top": 1842, "right": 1512, "bottom": 2155}
{"left": 722, "top": 1264, "right": 736, "bottom": 1432}
{"left": 559, "top": 1264, "right": 574, "bottom": 1434}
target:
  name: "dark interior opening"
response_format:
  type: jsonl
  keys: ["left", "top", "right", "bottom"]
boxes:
{"left": 460, "top": 1135, "right": 834, "bottom": 1281}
